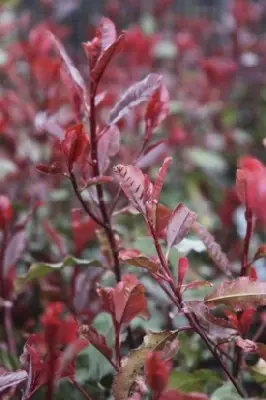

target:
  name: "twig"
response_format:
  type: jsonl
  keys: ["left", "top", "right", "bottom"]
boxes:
{"left": 233, "top": 208, "right": 253, "bottom": 378}
{"left": 71, "top": 379, "right": 93, "bottom": 400}
{"left": 4, "top": 301, "right": 16, "bottom": 357}
{"left": 149, "top": 222, "right": 246, "bottom": 398}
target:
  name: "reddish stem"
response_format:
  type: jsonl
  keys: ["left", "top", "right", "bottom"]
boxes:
{"left": 233, "top": 208, "right": 253, "bottom": 378}
{"left": 241, "top": 208, "right": 253, "bottom": 276}
{"left": 115, "top": 323, "right": 121, "bottom": 367}
{"left": 4, "top": 301, "right": 16, "bottom": 357}
{"left": 88, "top": 83, "right": 134, "bottom": 349}
{"left": 149, "top": 221, "right": 246, "bottom": 398}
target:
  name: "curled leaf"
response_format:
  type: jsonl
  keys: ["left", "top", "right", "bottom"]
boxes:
{"left": 119, "top": 248, "right": 158, "bottom": 273}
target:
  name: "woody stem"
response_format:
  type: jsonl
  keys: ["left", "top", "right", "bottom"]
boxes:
{"left": 88, "top": 83, "right": 134, "bottom": 348}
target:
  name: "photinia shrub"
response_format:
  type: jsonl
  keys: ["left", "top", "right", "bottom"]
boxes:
{"left": 3, "top": 2, "right": 266, "bottom": 399}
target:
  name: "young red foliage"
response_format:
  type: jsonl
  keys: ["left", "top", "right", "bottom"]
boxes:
{"left": 0, "top": 196, "right": 13, "bottom": 230}
{"left": 97, "top": 274, "right": 150, "bottom": 331}
{"left": 61, "top": 123, "right": 89, "bottom": 172}
{"left": 177, "top": 257, "right": 189, "bottom": 291}
{"left": 145, "top": 351, "right": 171, "bottom": 395}
{"left": 236, "top": 156, "right": 266, "bottom": 223}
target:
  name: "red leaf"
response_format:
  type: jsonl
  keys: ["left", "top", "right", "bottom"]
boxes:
{"left": 145, "top": 83, "right": 170, "bottom": 140}
{"left": 113, "top": 164, "right": 150, "bottom": 215}
{"left": 49, "top": 32, "right": 87, "bottom": 117}
{"left": 152, "top": 157, "right": 172, "bottom": 203}
{"left": 236, "top": 338, "right": 257, "bottom": 353}
{"left": 97, "top": 17, "right": 117, "bottom": 51}
{"left": 0, "top": 195, "right": 13, "bottom": 229}
{"left": 177, "top": 257, "right": 189, "bottom": 290}
{"left": 80, "top": 325, "right": 113, "bottom": 360}
{"left": 108, "top": 74, "right": 162, "bottom": 126}
{"left": 156, "top": 204, "right": 172, "bottom": 237}
{"left": 57, "top": 338, "right": 88, "bottom": 379}
{"left": 98, "top": 125, "right": 120, "bottom": 173}
{"left": 249, "top": 266, "right": 257, "bottom": 281}
{"left": 61, "top": 123, "right": 89, "bottom": 171}
{"left": 192, "top": 221, "right": 231, "bottom": 276}
{"left": 145, "top": 352, "right": 171, "bottom": 394}
{"left": 181, "top": 280, "right": 212, "bottom": 293}
{"left": 236, "top": 156, "right": 266, "bottom": 223}
{"left": 3, "top": 229, "right": 26, "bottom": 277}
{"left": 160, "top": 390, "right": 208, "bottom": 400}
{"left": 119, "top": 248, "right": 159, "bottom": 273}
{"left": 36, "top": 162, "right": 64, "bottom": 175}
{"left": 92, "top": 33, "right": 125, "bottom": 85}
{"left": 42, "top": 220, "right": 66, "bottom": 257}
{"left": 167, "top": 204, "right": 197, "bottom": 249}
{"left": 239, "top": 308, "right": 255, "bottom": 336}
{"left": 97, "top": 274, "right": 150, "bottom": 330}
{"left": 71, "top": 210, "right": 98, "bottom": 255}
{"left": 0, "top": 368, "right": 28, "bottom": 393}
{"left": 185, "top": 301, "right": 237, "bottom": 341}
{"left": 136, "top": 140, "right": 168, "bottom": 169}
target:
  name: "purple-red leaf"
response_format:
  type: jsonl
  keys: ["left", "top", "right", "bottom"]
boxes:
{"left": 145, "top": 83, "right": 170, "bottom": 140}
{"left": 98, "top": 125, "right": 120, "bottom": 173}
{"left": 119, "top": 248, "right": 159, "bottom": 273}
{"left": 108, "top": 74, "right": 162, "bottom": 126}
{"left": 192, "top": 221, "right": 231, "bottom": 276}
{"left": 3, "top": 229, "right": 26, "bottom": 276}
{"left": 205, "top": 277, "right": 266, "bottom": 310}
{"left": 80, "top": 325, "right": 113, "bottom": 360}
{"left": 36, "top": 162, "right": 64, "bottom": 175}
{"left": 152, "top": 157, "right": 172, "bottom": 203}
{"left": 49, "top": 32, "right": 87, "bottom": 117}
{"left": 113, "top": 164, "right": 150, "bottom": 215}
{"left": 61, "top": 123, "right": 89, "bottom": 171}
{"left": 97, "top": 274, "right": 150, "bottom": 330}
{"left": 97, "top": 17, "right": 117, "bottom": 51}
{"left": 177, "top": 257, "right": 189, "bottom": 290}
{"left": 91, "top": 33, "right": 125, "bottom": 84}
{"left": 167, "top": 204, "right": 197, "bottom": 249}
{"left": 42, "top": 220, "right": 66, "bottom": 257}
{"left": 185, "top": 301, "right": 237, "bottom": 340}
{"left": 0, "top": 368, "right": 28, "bottom": 393}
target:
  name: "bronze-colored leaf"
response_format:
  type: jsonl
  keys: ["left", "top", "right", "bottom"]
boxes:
{"left": 113, "top": 330, "right": 179, "bottom": 400}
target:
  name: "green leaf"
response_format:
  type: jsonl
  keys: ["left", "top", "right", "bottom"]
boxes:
{"left": 185, "top": 148, "right": 227, "bottom": 174}
{"left": 168, "top": 369, "right": 221, "bottom": 393}
{"left": 210, "top": 382, "right": 242, "bottom": 400}
{"left": 113, "top": 330, "right": 179, "bottom": 400}
{"left": 15, "top": 256, "right": 101, "bottom": 292}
